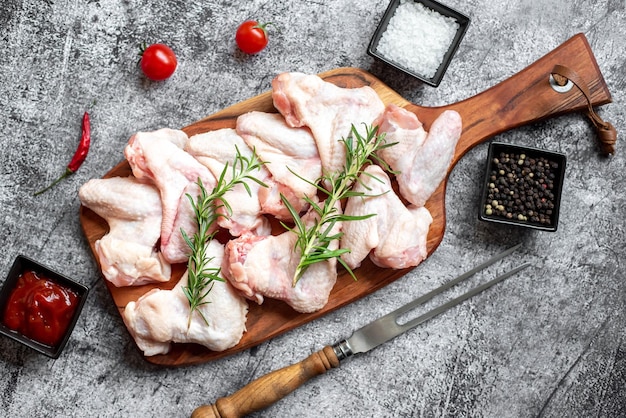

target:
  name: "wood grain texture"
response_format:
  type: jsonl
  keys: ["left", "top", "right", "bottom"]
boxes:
{"left": 190, "top": 346, "right": 339, "bottom": 418}
{"left": 78, "top": 33, "right": 611, "bottom": 367}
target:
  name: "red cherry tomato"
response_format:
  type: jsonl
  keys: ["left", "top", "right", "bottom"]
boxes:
{"left": 139, "top": 43, "right": 178, "bottom": 81}
{"left": 235, "top": 21, "right": 270, "bottom": 54}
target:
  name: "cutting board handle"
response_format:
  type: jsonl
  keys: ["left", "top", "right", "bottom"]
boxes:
{"left": 407, "top": 33, "right": 613, "bottom": 161}
{"left": 551, "top": 63, "right": 617, "bottom": 154}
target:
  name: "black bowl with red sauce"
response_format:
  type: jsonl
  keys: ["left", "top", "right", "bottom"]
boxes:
{"left": 0, "top": 255, "right": 89, "bottom": 358}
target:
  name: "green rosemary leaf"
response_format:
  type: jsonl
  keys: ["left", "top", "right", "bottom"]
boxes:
{"left": 284, "top": 123, "right": 395, "bottom": 286}
{"left": 182, "top": 148, "right": 266, "bottom": 327}
{"left": 337, "top": 257, "right": 358, "bottom": 281}
{"left": 337, "top": 213, "right": 377, "bottom": 221}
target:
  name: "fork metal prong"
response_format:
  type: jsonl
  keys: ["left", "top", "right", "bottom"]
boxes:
{"left": 340, "top": 245, "right": 529, "bottom": 357}
{"left": 391, "top": 243, "right": 522, "bottom": 319}
{"left": 397, "top": 262, "right": 531, "bottom": 332}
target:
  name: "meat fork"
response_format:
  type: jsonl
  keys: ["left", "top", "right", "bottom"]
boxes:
{"left": 192, "top": 243, "right": 530, "bottom": 418}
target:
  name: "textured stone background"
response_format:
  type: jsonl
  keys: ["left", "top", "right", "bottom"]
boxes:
{"left": 1, "top": 0, "right": 625, "bottom": 417}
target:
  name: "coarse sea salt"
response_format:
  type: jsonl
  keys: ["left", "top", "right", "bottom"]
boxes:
{"left": 376, "top": 0, "right": 460, "bottom": 79}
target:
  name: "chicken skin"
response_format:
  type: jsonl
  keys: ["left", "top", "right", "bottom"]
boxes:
{"left": 272, "top": 72, "right": 385, "bottom": 174}
{"left": 122, "top": 240, "right": 248, "bottom": 356}
{"left": 376, "top": 104, "right": 462, "bottom": 207}
{"left": 124, "top": 128, "right": 217, "bottom": 264}
{"left": 78, "top": 176, "right": 171, "bottom": 286}
{"left": 341, "top": 165, "right": 433, "bottom": 270}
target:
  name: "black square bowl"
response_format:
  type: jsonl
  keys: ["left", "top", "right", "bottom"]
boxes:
{"left": 368, "top": 0, "right": 470, "bottom": 87}
{"left": 0, "top": 255, "right": 89, "bottom": 358}
{"left": 479, "top": 142, "right": 567, "bottom": 232}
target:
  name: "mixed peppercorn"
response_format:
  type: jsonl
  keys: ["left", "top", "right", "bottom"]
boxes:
{"left": 483, "top": 149, "right": 561, "bottom": 227}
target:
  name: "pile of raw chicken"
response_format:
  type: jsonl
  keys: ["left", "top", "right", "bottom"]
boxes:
{"left": 79, "top": 72, "right": 462, "bottom": 356}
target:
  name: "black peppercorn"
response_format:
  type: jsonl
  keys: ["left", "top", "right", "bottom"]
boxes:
{"left": 483, "top": 147, "right": 561, "bottom": 228}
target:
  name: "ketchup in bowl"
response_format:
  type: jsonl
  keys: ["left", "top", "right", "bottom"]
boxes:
{"left": 0, "top": 255, "right": 88, "bottom": 358}
{"left": 3, "top": 269, "right": 79, "bottom": 347}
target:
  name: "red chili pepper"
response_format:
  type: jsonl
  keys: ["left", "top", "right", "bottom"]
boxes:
{"left": 34, "top": 112, "right": 91, "bottom": 196}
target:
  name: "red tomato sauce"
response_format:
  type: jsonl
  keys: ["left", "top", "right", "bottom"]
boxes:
{"left": 2, "top": 270, "right": 79, "bottom": 347}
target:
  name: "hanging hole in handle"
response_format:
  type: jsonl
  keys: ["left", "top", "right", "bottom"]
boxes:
{"left": 549, "top": 74, "right": 574, "bottom": 93}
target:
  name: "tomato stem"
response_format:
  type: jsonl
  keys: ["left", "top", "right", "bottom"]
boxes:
{"left": 254, "top": 22, "right": 273, "bottom": 33}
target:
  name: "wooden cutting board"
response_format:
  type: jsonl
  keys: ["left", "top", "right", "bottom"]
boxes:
{"left": 79, "top": 33, "right": 611, "bottom": 366}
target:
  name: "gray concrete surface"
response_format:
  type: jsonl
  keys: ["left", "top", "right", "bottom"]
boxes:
{"left": 1, "top": 0, "right": 625, "bottom": 417}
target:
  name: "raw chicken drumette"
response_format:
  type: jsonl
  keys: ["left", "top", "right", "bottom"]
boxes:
{"left": 341, "top": 165, "right": 433, "bottom": 270}
{"left": 236, "top": 111, "right": 322, "bottom": 219}
{"left": 78, "top": 176, "right": 171, "bottom": 286}
{"left": 185, "top": 127, "right": 271, "bottom": 236}
{"left": 272, "top": 72, "right": 385, "bottom": 174}
{"left": 376, "top": 104, "right": 462, "bottom": 207}
{"left": 122, "top": 240, "right": 248, "bottom": 356}
{"left": 223, "top": 203, "right": 342, "bottom": 313}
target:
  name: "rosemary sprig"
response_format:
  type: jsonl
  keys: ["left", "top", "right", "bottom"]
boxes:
{"left": 281, "top": 124, "right": 396, "bottom": 286}
{"left": 182, "top": 147, "right": 265, "bottom": 327}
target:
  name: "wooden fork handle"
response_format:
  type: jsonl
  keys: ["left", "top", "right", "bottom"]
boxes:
{"left": 191, "top": 346, "right": 340, "bottom": 418}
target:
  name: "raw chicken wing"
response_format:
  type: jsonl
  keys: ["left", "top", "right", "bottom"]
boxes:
{"left": 223, "top": 203, "right": 341, "bottom": 313}
{"left": 376, "top": 105, "right": 462, "bottom": 207}
{"left": 185, "top": 128, "right": 271, "bottom": 236}
{"left": 78, "top": 176, "right": 171, "bottom": 286}
{"left": 341, "top": 165, "right": 433, "bottom": 270}
{"left": 236, "top": 111, "right": 322, "bottom": 219}
{"left": 122, "top": 240, "right": 248, "bottom": 356}
{"left": 124, "top": 128, "right": 217, "bottom": 264}
{"left": 272, "top": 72, "right": 385, "bottom": 174}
